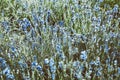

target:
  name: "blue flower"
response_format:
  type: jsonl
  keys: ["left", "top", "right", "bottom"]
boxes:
{"left": 31, "top": 61, "right": 38, "bottom": 67}
{"left": 40, "top": 19, "right": 44, "bottom": 25}
{"left": 23, "top": 1, "right": 28, "bottom": 10}
{"left": 23, "top": 18, "right": 30, "bottom": 27}
{"left": 58, "top": 61, "right": 64, "bottom": 70}
{"left": 89, "top": 61, "right": 95, "bottom": 65}
{"left": 95, "top": 57, "right": 100, "bottom": 66}
{"left": 47, "top": 9, "right": 51, "bottom": 16}
{"left": 36, "top": 65, "right": 42, "bottom": 72}
{"left": 56, "top": 43, "right": 61, "bottom": 52}
{"left": 18, "top": 60, "right": 28, "bottom": 69}
{"left": 32, "top": 14, "right": 38, "bottom": 22}
{"left": 0, "top": 57, "right": 5, "bottom": 63}
{"left": 106, "top": 58, "right": 110, "bottom": 64}
{"left": 113, "top": 4, "right": 119, "bottom": 13}
{"left": 51, "top": 73, "right": 55, "bottom": 80}
{"left": 58, "top": 50, "right": 66, "bottom": 61}
{"left": 80, "top": 51, "right": 87, "bottom": 60}
{"left": 1, "top": 21, "right": 9, "bottom": 28}
{"left": 58, "top": 21, "right": 64, "bottom": 27}
{"left": 11, "top": 46, "right": 17, "bottom": 53}
{"left": 0, "top": 57, "right": 7, "bottom": 70}
{"left": 20, "top": 18, "right": 30, "bottom": 31}
{"left": 49, "top": 58, "right": 55, "bottom": 67}
{"left": 96, "top": 71, "right": 102, "bottom": 77}
{"left": 3, "top": 67, "right": 10, "bottom": 75}
{"left": 33, "top": 55, "right": 37, "bottom": 61}
{"left": 50, "top": 65, "right": 56, "bottom": 73}
{"left": 1, "top": 21, "right": 10, "bottom": 32}
{"left": 104, "top": 44, "right": 109, "bottom": 53}
{"left": 73, "top": 61, "right": 80, "bottom": 68}
{"left": 36, "top": 65, "right": 44, "bottom": 75}
{"left": 31, "top": 28, "right": 36, "bottom": 38}
{"left": 6, "top": 74, "right": 15, "bottom": 80}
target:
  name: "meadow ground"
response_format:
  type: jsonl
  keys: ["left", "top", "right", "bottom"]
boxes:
{"left": 0, "top": 0, "right": 120, "bottom": 80}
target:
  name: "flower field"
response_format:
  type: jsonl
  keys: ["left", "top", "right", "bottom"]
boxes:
{"left": 0, "top": 0, "right": 120, "bottom": 80}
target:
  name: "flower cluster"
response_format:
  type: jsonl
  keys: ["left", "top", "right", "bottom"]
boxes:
{"left": 0, "top": 0, "right": 120, "bottom": 80}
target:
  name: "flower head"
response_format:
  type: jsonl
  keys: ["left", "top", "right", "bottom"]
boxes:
{"left": 80, "top": 51, "right": 87, "bottom": 60}
{"left": 44, "top": 58, "right": 49, "bottom": 65}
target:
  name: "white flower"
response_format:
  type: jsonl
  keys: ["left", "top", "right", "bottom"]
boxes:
{"left": 44, "top": 58, "right": 49, "bottom": 65}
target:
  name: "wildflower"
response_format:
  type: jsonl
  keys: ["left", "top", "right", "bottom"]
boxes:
{"left": 36, "top": 65, "right": 42, "bottom": 72}
{"left": 36, "top": 65, "right": 44, "bottom": 75}
{"left": 0, "top": 57, "right": 5, "bottom": 63}
{"left": 106, "top": 58, "right": 110, "bottom": 64}
{"left": 44, "top": 58, "right": 49, "bottom": 65}
{"left": 31, "top": 61, "right": 38, "bottom": 67}
{"left": 109, "top": 31, "right": 116, "bottom": 38}
{"left": 11, "top": 46, "right": 17, "bottom": 53}
{"left": 18, "top": 60, "right": 28, "bottom": 69}
{"left": 95, "top": 57, "right": 100, "bottom": 66}
{"left": 6, "top": 74, "right": 15, "bottom": 80}
{"left": 58, "top": 50, "right": 66, "bottom": 61}
{"left": 51, "top": 73, "right": 55, "bottom": 80}
{"left": 42, "top": 26, "right": 47, "bottom": 33}
{"left": 31, "top": 28, "right": 36, "bottom": 38}
{"left": 73, "top": 72, "right": 82, "bottom": 79}
{"left": 56, "top": 43, "right": 61, "bottom": 52}
{"left": 105, "top": 10, "right": 111, "bottom": 15}
{"left": 0, "top": 58, "right": 7, "bottom": 70}
{"left": 22, "top": 18, "right": 30, "bottom": 31}
{"left": 94, "top": 5, "right": 100, "bottom": 12}
{"left": 52, "top": 27, "right": 58, "bottom": 33}
{"left": 3, "top": 67, "right": 10, "bottom": 75}
{"left": 23, "top": 1, "right": 28, "bottom": 10}
{"left": 23, "top": 76, "right": 31, "bottom": 80}
{"left": 49, "top": 58, "right": 55, "bottom": 67}
{"left": 113, "top": 4, "right": 119, "bottom": 13}
{"left": 58, "top": 61, "right": 64, "bottom": 70}
{"left": 63, "top": 32, "right": 67, "bottom": 46}
{"left": 101, "top": 25, "right": 106, "bottom": 31}
{"left": 58, "top": 21, "right": 64, "bottom": 27}
{"left": 40, "top": 19, "right": 44, "bottom": 25}
{"left": 33, "top": 55, "right": 37, "bottom": 61}
{"left": 96, "top": 70, "right": 102, "bottom": 76}
{"left": 32, "top": 14, "right": 38, "bottom": 22}
{"left": 114, "top": 60, "right": 117, "bottom": 66}
{"left": 50, "top": 65, "right": 56, "bottom": 73}
{"left": 47, "top": 9, "right": 51, "bottom": 16}
{"left": 1, "top": 21, "right": 10, "bottom": 33}
{"left": 89, "top": 61, "right": 95, "bottom": 65}
{"left": 88, "top": 66, "right": 93, "bottom": 74}
{"left": 80, "top": 51, "right": 87, "bottom": 61}
{"left": 73, "top": 61, "right": 80, "bottom": 68}
{"left": 107, "top": 64, "right": 113, "bottom": 72}
{"left": 97, "top": 17, "right": 101, "bottom": 26}
{"left": 104, "top": 42, "right": 109, "bottom": 53}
